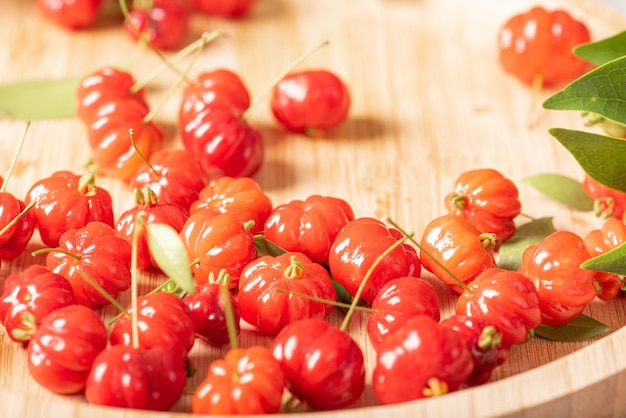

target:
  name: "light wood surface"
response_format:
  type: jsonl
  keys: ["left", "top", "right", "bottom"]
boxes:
{"left": 1, "top": 0, "right": 626, "bottom": 417}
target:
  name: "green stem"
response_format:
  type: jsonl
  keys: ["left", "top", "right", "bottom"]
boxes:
{"left": 76, "top": 270, "right": 129, "bottom": 314}
{"left": 31, "top": 247, "right": 81, "bottom": 261}
{"left": 131, "top": 31, "right": 222, "bottom": 94}
{"left": 130, "top": 212, "right": 145, "bottom": 349}
{"left": 386, "top": 217, "right": 472, "bottom": 294}
{"left": 243, "top": 220, "right": 255, "bottom": 232}
{"left": 1, "top": 120, "right": 30, "bottom": 193}
{"left": 517, "top": 212, "right": 537, "bottom": 221}
{"left": 274, "top": 288, "right": 376, "bottom": 313}
{"left": 526, "top": 72, "right": 543, "bottom": 130}
{"left": 128, "top": 128, "right": 157, "bottom": 177}
{"left": 0, "top": 201, "right": 35, "bottom": 238}
{"left": 141, "top": 31, "right": 215, "bottom": 124}
{"left": 211, "top": 269, "right": 231, "bottom": 287}
{"left": 241, "top": 40, "right": 330, "bottom": 122}
{"left": 339, "top": 233, "right": 412, "bottom": 332}
{"left": 221, "top": 285, "right": 238, "bottom": 352}
{"left": 107, "top": 277, "right": 174, "bottom": 327}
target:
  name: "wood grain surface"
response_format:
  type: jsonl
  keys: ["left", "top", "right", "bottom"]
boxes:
{"left": 1, "top": 0, "right": 626, "bottom": 417}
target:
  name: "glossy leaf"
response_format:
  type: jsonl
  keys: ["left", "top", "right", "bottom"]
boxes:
{"left": 534, "top": 314, "right": 611, "bottom": 342}
{"left": 522, "top": 173, "right": 594, "bottom": 211}
{"left": 147, "top": 223, "right": 195, "bottom": 294}
{"left": 0, "top": 77, "right": 78, "bottom": 119}
{"left": 580, "top": 240, "right": 626, "bottom": 275}
{"left": 574, "top": 30, "right": 626, "bottom": 66}
{"left": 332, "top": 277, "right": 353, "bottom": 307}
{"left": 548, "top": 128, "right": 626, "bottom": 192}
{"left": 542, "top": 56, "right": 626, "bottom": 126}
{"left": 253, "top": 234, "right": 287, "bottom": 257}
{"left": 497, "top": 217, "right": 556, "bottom": 271}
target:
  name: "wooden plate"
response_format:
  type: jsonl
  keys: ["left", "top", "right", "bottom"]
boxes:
{"left": 1, "top": 0, "right": 626, "bottom": 416}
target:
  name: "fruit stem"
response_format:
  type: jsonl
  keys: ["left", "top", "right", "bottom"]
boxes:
{"left": 526, "top": 72, "right": 543, "bottom": 130}
{"left": 1, "top": 120, "right": 30, "bottom": 193}
{"left": 141, "top": 31, "right": 213, "bottom": 125}
{"left": 517, "top": 212, "right": 537, "bottom": 221}
{"left": 0, "top": 200, "right": 35, "bottom": 238}
{"left": 241, "top": 40, "right": 330, "bottom": 122}
{"left": 386, "top": 217, "right": 473, "bottom": 294}
{"left": 339, "top": 232, "right": 412, "bottom": 333}
{"left": 283, "top": 396, "right": 304, "bottom": 413}
{"left": 31, "top": 246, "right": 81, "bottom": 261}
{"left": 130, "top": 212, "right": 145, "bottom": 349}
{"left": 128, "top": 128, "right": 159, "bottom": 178}
{"left": 243, "top": 220, "right": 255, "bottom": 232}
{"left": 76, "top": 270, "right": 129, "bottom": 314}
{"left": 107, "top": 277, "right": 178, "bottom": 327}
{"left": 131, "top": 31, "right": 222, "bottom": 94}
{"left": 221, "top": 284, "right": 238, "bottom": 350}
{"left": 274, "top": 288, "right": 377, "bottom": 313}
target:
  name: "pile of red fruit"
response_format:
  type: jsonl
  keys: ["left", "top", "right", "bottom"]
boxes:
{"left": 37, "top": 0, "right": 257, "bottom": 49}
{"left": 2, "top": 154, "right": 623, "bottom": 412}
{"left": 2, "top": 2, "right": 621, "bottom": 415}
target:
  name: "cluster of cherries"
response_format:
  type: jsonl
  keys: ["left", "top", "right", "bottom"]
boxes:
{"left": 2, "top": 151, "right": 625, "bottom": 412}
{"left": 37, "top": 0, "right": 256, "bottom": 50}
{"left": 1, "top": 2, "right": 624, "bottom": 415}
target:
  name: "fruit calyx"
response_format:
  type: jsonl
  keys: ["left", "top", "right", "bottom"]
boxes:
{"left": 133, "top": 186, "right": 158, "bottom": 206}
{"left": 77, "top": 173, "right": 98, "bottom": 196}
{"left": 477, "top": 325, "right": 503, "bottom": 351}
{"left": 422, "top": 377, "right": 449, "bottom": 398}
{"left": 284, "top": 255, "right": 305, "bottom": 280}
{"left": 593, "top": 197, "right": 615, "bottom": 219}
{"left": 479, "top": 233, "right": 497, "bottom": 252}
{"left": 449, "top": 194, "right": 468, "bottom": 209}
{"left": 207, "top": 269, "right": 231, "bottom": 287}
{"left": 11, "top": 311, "right": 37, "bottom": 341}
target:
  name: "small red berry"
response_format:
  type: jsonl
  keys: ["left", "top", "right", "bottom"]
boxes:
{"left": 372, "top": 314, "right": 474, "bottom": 405}
{"left": 37, "top": 0, "right": 103, "bottom": 30}
{"left": 498, "top": 6, "right": 591, "bottom": 87}
{"left": 271, "top": 69, "right": 350, "bottom": 136}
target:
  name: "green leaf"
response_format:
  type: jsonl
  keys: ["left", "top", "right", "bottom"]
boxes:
{"left": 574, "top": 30, "right": 626, "bottom": 66}
{"left": 548, "top": 128, "right": 626, "bottom": 193}
{"left": 146, "top": 223, "right": 195, "bottom": 294}
{"left": 0, "top": 77, "right": 78, "bottom": 119}
{"left": 497, "top": 217, "right": 556, "bottom": 271}
{"left": 521, "top": 173, "right": 594, "bottom": 211}
{"left": 580, "top": 240, "right": 626, "bottom": 275}
{"left": 542, "top": 56, "right": 626, "bottom": 126}
{"left": 534, "top": 314, "right": 611, "bottom": 342}
{"left": 332, "top": 277, "right": 353, "bottom": 307}
{"left": 253, "top": 234, "right": 287, "bottom": 257}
